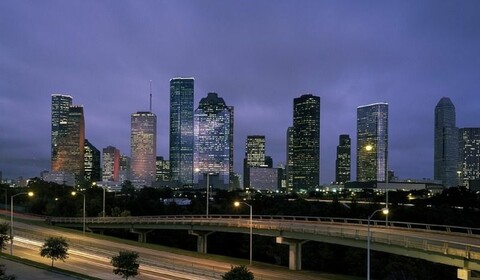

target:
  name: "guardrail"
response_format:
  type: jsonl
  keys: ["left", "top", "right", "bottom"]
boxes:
{"left": 48, "top": 214, "right": 480, "bottom": 268}
{"left": 48, "top": 214, "right": 480, "bottom": 236}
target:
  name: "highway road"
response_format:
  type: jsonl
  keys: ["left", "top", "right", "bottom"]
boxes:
{"left": 0, "top": 216, "right": 350, "bottom": 280}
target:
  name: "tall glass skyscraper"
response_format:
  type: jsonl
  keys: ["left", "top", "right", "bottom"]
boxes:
{"left": 458, "top": 128, "right": 480, "bottom": 188}
{"left": 169, "top": 77, "right": 194, "bottom": 186}
{"left": 84, "top": 139, "right": 100, "bottom": 183}
{"left": 51, "top": 94, "right": 72, "bottom": 171}
{"left": 131, "top": 111, "right": 157, "bottom": 187}
{"left": 193, "top": 92, "right": 233, "bottom": 190}
{"left": 51, "top": 94, "right": 85, "bottom": 183}
{"left": 243, "top": 135, "right": 266, "bottom": 189}
{"left": 102, "top": 146, "right": 120, "bottom": 182}
{"left": 356, "top": 103, "right": 388, "bottom": 182}
{"left": 335, "top": 134, "right": 351, "bottom": 184}
{"left": 291, "top": 94, "right": 320, "bottom": 191}
{"left": 434, "top": 97, "right": 458, "bottom": 187}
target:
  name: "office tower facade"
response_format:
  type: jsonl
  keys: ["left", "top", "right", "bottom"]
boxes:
{"left": 52, "top": 102, "right": 85, "bottom": 183}
{"left": 119, "top": 155, "right": 130, "bottom": 183}
{"left": 458, "top": 128, "right": 480, "bottom": 188}
{"left": 156, "top": 156, "right": 171, "bottom": 182}
{"left": 193, "top": 92, "right": 234, "bottom": 190}
{"left": 249, "top": 166, "right": 281, "bottom": 191}
{"left": 434, "top": 97, "right": 458, "bottom": 187}
{"left": 291, "top": 94, "right": 320, "bottom": 191}
{"left": 84, "top": 139, "right": 101, "bottom": 183}
{"left": 356, "top": 103, "right": 388, "bottom": 182}
{"left": 335, "top": 134, "right": 351, "bottom": 184}
{"left": 51, "top": 94, "right": 73, "bottom": 171}
{"left": 102, "top": 146, "right": 120, "bottom": 182}
{"left": 243, "top": 135, "right": 266, "bottom": 189}
{"left": 131, "top": 111, "right": 157, "bottom": 187}
{"left": 169, "top": 77, "right": 194, "bottom": 186}
{"left": 286, "top": 127, "right": 294, "bottom": 192}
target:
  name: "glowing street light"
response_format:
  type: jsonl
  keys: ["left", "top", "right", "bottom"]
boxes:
{"left": 234, "top": 201, "right": 252, "bottom": 265}
{"left": 10, "top": 191, "right": 34, "bottom": 255}
{"left": 71, "top": 191, "right": 86, "bottom": 234}
{"left": 367, "top": 208, "right": 389, "bottom": 280}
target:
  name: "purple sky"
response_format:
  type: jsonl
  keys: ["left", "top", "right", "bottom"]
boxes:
{"left": 1, "top": 1, "right": 479, "bottom": 184}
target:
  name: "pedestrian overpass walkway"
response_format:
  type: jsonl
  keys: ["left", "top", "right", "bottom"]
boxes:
{"left": 48, "top": 215, "right": 480, "bottom": 278}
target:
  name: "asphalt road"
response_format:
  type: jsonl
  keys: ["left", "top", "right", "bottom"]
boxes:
{"left": 0, "top": 215, "right": 352, "bottom": 280}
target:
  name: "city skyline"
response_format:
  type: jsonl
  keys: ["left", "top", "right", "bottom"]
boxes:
{"left": 1, "top": 1, "right": 480, "bottom": 184}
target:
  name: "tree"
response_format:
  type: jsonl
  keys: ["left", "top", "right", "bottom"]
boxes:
{"left": 0, "top": 264, "right": 15, "bottom": 280}
{"left": 39, "top": 237, "right": 69, "bottom": 267}
{"left": 111, "top": 251, "right": 139, "bottom": 280}
{"left": 222, "top": 265, "right": 254, "bottom": 280}
{"left": 0, "top": 223, "right": 11, "bottom": 253}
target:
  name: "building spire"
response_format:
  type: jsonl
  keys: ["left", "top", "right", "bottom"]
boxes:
{"left": 149, "top": 80, "right": 152, "bottom": 112}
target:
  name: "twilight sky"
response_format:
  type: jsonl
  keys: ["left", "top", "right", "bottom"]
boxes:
{"left": 1, "top": 1, "right": 479, "bottom": 184}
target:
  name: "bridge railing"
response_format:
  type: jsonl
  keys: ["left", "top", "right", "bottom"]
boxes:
{"left": 48, "top": 214, "right": 480, "bottom": 237}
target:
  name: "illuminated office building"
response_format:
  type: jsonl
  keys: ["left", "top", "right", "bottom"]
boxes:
{"left": 356, "top": 103, "right": 388, "bottom": 182}
{"left": 286, "top": 126, "right": 294, "bottom": 192}
{"left": 290, "top": 94, "right": 320, "bottom": 191}
{"left": 131, "top": 111, "right": 157, "bottom": 187}
{"left": 243, "top": 135, "right": 265, "bottom": 189}
{"left": 51, "top": 94, "right": 72, "bottom": 171}
{"left": 169, "top": 77, "right": 194, "bottom": 186}
{"left": 434, "top": 97, "right": 458, "bottom": 187}
{"left": 51, "top": 96, "right": 85, "bottom": 183}
{"left": 458, "top": 128, "right": 480, "bottom": 188}
{"left": 335, "top": 134, "right": 351, "bottom": 184}
{"left": 102, "top": 146, "right": 120, "bottom": 182}
{"left": 193, "top": 92, "right": 234, "bottom": 190}
{"left": 156, "top": 156, "right": 171, "bottom": 182}
{"left": 84, "top": 139, "right": 100, "bottom": 183}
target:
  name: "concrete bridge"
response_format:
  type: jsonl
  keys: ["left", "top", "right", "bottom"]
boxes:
{"left": 49, "top": 215, "right": 480, "bottom": 279}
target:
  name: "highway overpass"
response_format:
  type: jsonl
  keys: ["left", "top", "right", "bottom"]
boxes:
{"left": 49, "top": 215, "right": 480, "bottom": 278}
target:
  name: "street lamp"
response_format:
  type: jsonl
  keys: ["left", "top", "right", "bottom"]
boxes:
{"left": 71, "top": 191, "right": 86, "bottom": 234}
{"left": 10, "top": 191, "right": 34, "bottom": 255}
{"left": 367, "top": 208, "right": 389, "bottom": 280}
{"left": 234, "top": 201, "right": 252, "bottom": 265}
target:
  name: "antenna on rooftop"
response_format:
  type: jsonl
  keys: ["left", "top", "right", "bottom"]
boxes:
{"left": 149, "top": 80, "right": 152, "bottom": 112}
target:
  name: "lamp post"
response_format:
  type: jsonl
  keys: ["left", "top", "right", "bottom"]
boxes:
{"left": 102, "top": 186, "right": 105, "bottom": 218}
{"left": 71, "top": 191, "right": 86, "bottom": 234}
{"left": 10, "top": 191, "right": 34, "bottom": 255}
{"left": 206, "top": 173, "right": 210, "bottom": 218}
{"left": 367, "top": 208, "right": 389, "bottom": 280}
{"left": 234, "top": 201, "right": 252, "bottom": 265}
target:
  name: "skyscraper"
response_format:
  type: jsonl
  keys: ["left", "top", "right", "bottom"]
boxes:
{"left": 84, "top": 139, "right": 100, "bottom": 183}
{"left": 131, "top": 111, "right": 157, "bottom": 187}
{"left": 434, "top": 97, "right": 458, "bottom": 187}
{"left": 243, "top": 135, "right": 266, "bottom": 189}
{"left": 458, "top": 128, "right": 480, "bottom": 188}
{"left": 169, "top": 77, "right": 194, "bottom": 186}
{"left": 291, "top": 94, "right": 320, "bottom": 191}
{"left": 102, "top": 146, "right": 120, "bottom": 182}
{"left": 335, "top": 134, "right": 351, "bottom": 184}
{"left": 156, "top": 156, "right": 171, "bottom": 182}
{"left": 286, "top": 126, "right": 294, "bottom": 192}
{"left": 356, "top": 103, "right": 388, "bottom": 182}
{"left": 51, "top": 97, "right": 85, "bottom": 183}
{"left": 51, "top": 94, "right": 72, "bottom": 171}
{"left": 193, "top": 92, "right": 234, "bottom": 190}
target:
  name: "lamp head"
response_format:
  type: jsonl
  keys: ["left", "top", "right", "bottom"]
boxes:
{"left": 234, "top": 201, "right": 240, "bottom": 207}
{"left": 382, "top": 208, "right": 389, "bottom": 215}
{"left": 71, "top": 191, "right": 77, "bottom": 196}
{"left": 27, "top": 192, "right": 34, "bottom": 197}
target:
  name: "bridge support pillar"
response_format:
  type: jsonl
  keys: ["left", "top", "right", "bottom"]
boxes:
{"left": 276, "top": 236, "right": 307, "bottom": 270}
{"left": 189, "top": 230, "right": 214, "bottom": 254}
{"left": 457, "top": 268, "right": 480, "bottom": 280}
{"left": 130, "top": 229, "right": 152, "bottom": 243}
